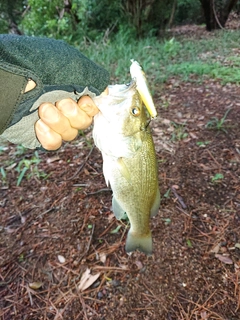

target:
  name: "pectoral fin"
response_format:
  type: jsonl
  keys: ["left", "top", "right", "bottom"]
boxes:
{"left": 117, "top": 157, "right": 131, "bottom": 182}
{"left": 112, "top": 196, "right": 126, "bottom": 220}
{"left": 150, "top": 188, "right": 160, "bottom": 217}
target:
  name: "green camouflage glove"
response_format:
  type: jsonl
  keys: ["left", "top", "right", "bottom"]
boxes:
{"left": 0, "top": 35, "right": 109, "bottom": 148}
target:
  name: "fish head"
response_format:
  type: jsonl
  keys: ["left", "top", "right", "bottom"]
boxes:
{"left": 94, "top": 81, "right": 149, "bottom": 137}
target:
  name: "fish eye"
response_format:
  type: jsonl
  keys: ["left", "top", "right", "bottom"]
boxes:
{"left": 131, "top": 107, "right": 141, "bottom": 117}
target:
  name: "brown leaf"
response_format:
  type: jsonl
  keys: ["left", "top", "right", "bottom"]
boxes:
{"left": 47, "top": 156, "right": 60, "bottom": 163}
{"left": 135, "top": 260, "right": 143, "bottom": 270}
{"left": 215, "top": 254, "right": 233, "bottom": 264}
{"left": 78, "top": 268, "right": 101, "bottom": 292}
{"left": 210, "top": 243, "right": 220, "bottom": 254}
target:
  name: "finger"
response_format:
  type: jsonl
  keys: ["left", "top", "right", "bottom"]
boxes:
{"left": 35, "top": 119, "right": 62, "bottom": 150}
{"left": 78, "top": 96, "right": 99, "bottom": 117}
{"left": 39, "top": 102, "right": 78, "bottom": 141}
{"left": 56, "top": 98, "right": 92, "bottom": 130}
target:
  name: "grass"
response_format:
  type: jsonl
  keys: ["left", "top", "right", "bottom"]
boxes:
{"left": 79, "top": 29, "right": 240, "bottom": 86}
{"left": 206, "top": 108, "right": 232, "bottom": 132}
{"left": 0, "top": 148, "right": 48, "bottom": 186}
{"left": 170, "top": 122, "right": 188, "bottom": 141}
{"left": 15, "top": 151, "right": 48, "bottom": 186}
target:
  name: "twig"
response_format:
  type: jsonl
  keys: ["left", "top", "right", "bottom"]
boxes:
{"left": 212, "top": 0, "right": 224, "bottom": 29}
{"left": 85, "top": 224, "right": 95, "bottom": 255}
{"left": 99, "top": 220, "right": 116, "bottom": 237}
{"left": 79, "top": 295, "right": 89, "bottom": 320}
{"left": 92, "top": 266, "right": 130, "bottom": 271}
{"left": 206, "top": 149, "right": 221, "bottom": 168}
{"left": 78, "top": 224, "right": 95, "bottom": 261}
{"left": 171, "top": 186, "right": 187, "bottom": 209}
{"left": 86, "top": 188, "right": 111, "bottom": 196}
{"left": 176, "top": 206, "right": 190, "bottom": 217}
{"left": 66, "top": 145, "right": 95, "bottom": 180}
{"left": 27, "top": 286, "right": 33, "bottom": 306}
{"left": 36, "top": 207, "right": 55, "bottom": 219}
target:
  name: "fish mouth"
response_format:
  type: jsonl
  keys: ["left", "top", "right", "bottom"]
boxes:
{"left": 107, "top": 80, "right": 136, "bottom": 97}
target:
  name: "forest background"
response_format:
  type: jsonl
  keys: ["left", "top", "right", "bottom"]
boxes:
{"left": 1, "top": 0, "right": 240, "bottom": 43}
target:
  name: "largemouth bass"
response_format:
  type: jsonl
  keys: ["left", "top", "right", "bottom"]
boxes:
{"left": 93, "top": 72, "right": 160, "bottom": 255}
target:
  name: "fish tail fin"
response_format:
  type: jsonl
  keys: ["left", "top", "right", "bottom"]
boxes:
{"left": 125, "top": 230, "right": 152, "bottom": 255}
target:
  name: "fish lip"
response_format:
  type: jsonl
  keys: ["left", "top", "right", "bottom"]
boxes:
{"left": 107, "top": 80, "right": 137, "bottom": 97}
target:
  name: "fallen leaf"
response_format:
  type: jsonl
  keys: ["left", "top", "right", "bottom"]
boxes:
{"left": 5, "top": 163, "right": 17, "bottom": 171}
{"left": 78, "top": 268, "right": 100, "bottom": 292}
{"left": 210, "top": 243, "right": 220, "bottom": 254}
{"left": 135, "top": 261, "right": 143, "bottom": 270}
{"left": 200, "top": 311, "right": 208, "bottom": 319}
{"left": 57, "top": 255, "right": 66, "bottom": 264}
{"left": 189, "top": 132, "right": 198, "bottom": 139}
{"left": 47, "top": 156, "right": 60, "bottom": 163}
{"left": 215, "top": 254, "right": 233, "bottom": 264}
{"left": 161, "top": 119, "right": 171, "bottom": 125}
{"left": 99, "top": 253, "right": 107, "bottom": 264}
{"left": 29, "top": 282, "right": 43, "bottom": 290}
{"left": 84, "top": 168, "right": 90, "bottom": 175}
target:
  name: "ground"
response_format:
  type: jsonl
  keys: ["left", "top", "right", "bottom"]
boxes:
{"left": 0, "top": 29, "right": 240, "bottom": 320}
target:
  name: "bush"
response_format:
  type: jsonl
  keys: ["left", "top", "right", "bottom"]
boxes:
{"left": 174, "top": 0, "right": 204, "bottom": 25}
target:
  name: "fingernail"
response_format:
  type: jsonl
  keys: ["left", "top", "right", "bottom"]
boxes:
{"left": 36, "top": 119, "right": 50, "bottom": 133}
{"left": 41, "top": 104, "right": 59, "bottom": 120}
{"left": 58, "top": 100, "right": 76, "bottom": 116}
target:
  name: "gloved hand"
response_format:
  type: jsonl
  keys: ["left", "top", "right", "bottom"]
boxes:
{"left": 35, "top": 87, "right": 108, "bottom": 150}
{"left": 0, "top": 35, "right": 110, "bottom": 149}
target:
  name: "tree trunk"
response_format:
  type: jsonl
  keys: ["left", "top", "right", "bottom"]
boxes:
{"left": 219, "top": 0, "right": 238, "bottom": 27}
{"left": 199, "top": 0, "right": 238, "bottom": 31}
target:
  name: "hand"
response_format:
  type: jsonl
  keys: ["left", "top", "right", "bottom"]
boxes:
{"left": 23, "top": 80, "right": 108, "bottom": 150}
{"left": 35, "top": 89, "right": 108, "bottom": 150}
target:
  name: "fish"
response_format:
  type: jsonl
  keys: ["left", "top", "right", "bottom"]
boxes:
{"left": 92, "top": 65, "right": 160, "bottom": 255}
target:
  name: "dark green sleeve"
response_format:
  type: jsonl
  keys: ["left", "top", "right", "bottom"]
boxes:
{"left": 0, "top": 68, "right": 27, "bottom": 134}
{"left": 0, "top": 34, "right": 110, "bottom": 145}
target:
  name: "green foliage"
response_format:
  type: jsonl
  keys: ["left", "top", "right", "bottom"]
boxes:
{"left": 170, "top": 122, "right": 188, "bottom": 141}
{"left": 0, "top": 0, "right": 27, "bottom": 34}
{"left": 0, "top": 167, "right": 7, "bottom": 184}
{"left": 0, "top": 15, "right": 9, "bottom": 34}
{"left": 15, "top": 151, "right": 47, "bottom": 186}
{"left": 18, "top": 0, "right": 176, "bottom": 41}
{"left": 122, "top": 0, "right": 176, "bottom": 37}
{"left": 110, "top": 225, "right": 122, "bottom": 234}
{"left": 78, "top": 28, "right": 240, "bottom": 88}
{"left": 175, "top": 0, "right": 203, "bottom": 24}
{"left": 163, "top": 38, "right": 181, "bottom": 57}
{"left": 21, "top": 0, "right": 71, "bottom": 40}
{"left": 196, "top": 141, "right": 210, "bottom": 147}
{"left": 206, "top": 109, "right": 231, "bottom": 132}
{"left": 211, "top": 173, "right": 224, "bottom": 182}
